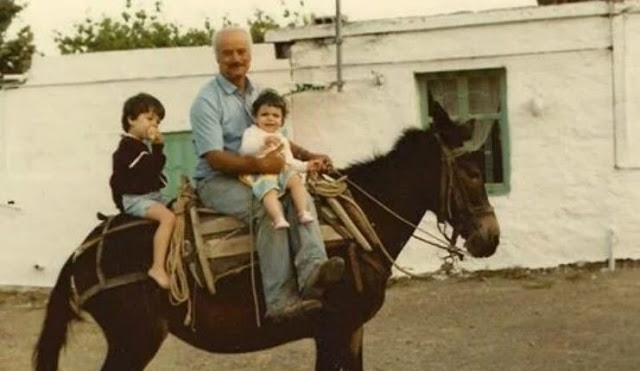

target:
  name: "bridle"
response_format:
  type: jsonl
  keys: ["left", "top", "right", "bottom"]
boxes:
{"left": 311, "top": 129, "right": 496, "bottom": 275}
{"left": 434, "top": 133, "right": 495, "bottom": 249}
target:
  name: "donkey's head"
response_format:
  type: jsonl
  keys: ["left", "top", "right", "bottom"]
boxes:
{"left": 429, "top": 93, "right": 500, "bottom": 258}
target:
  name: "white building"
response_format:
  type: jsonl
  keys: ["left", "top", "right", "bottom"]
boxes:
{"left": 1, "top": 1, "right": 639, "bottom": 287}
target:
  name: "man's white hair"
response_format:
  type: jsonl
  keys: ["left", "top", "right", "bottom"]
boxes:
{"left": 212, "top": 27, "right": 252, "bottom": 59}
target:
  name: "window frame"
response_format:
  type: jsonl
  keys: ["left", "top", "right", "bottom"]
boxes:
{"left": 417, "top": 68, "right": 511, "bottom": 195}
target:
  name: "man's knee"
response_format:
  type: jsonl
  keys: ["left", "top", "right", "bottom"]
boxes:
{"left": 198, "top": 179, "right": 250, "bottom": 207}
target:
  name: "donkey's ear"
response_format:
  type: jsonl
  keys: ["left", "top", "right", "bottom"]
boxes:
{"left": 428, "top": 93, "right": 454, "bottom": 130}
{"left": 461, "top": 118, "right": 476, "bottom": 142}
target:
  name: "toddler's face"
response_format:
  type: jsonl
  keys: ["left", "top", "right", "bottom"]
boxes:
{"left": 254, "top": 105, "right": 283, "bottom": 134}
{"left": 128, "top": 110, "right": 161, "bottom": 140}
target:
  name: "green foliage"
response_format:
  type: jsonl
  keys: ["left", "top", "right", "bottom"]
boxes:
{"left": 247, "top": 0, "right": 310, "bottom": 43}
{"left": 54, "top": 0, "right": 312, "bottom": 54}
{"left": 284, "top": 82, "right": 327, "bottom": 97}
{"left": 247, "top": 10, "right": 279, "bottom": 44}
{"left": 54, "top": 0, "right": 213, "bottom": 54}
{"left": 0, "top": 0, "right": 35, "bottom": 75}
{"left": 279, "top": 0, "right": 312, "bottom": 28}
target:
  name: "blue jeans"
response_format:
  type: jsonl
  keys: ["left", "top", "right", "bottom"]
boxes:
{"left": 197, "top": 174, "right": 328, "bottom": 313}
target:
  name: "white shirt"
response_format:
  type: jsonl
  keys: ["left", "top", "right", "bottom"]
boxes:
{"left": 239, "top": 125, "right": 308, "bottom": 172}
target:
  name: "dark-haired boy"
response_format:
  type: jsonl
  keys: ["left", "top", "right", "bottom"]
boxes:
{"left": 110, "top": 92, "right": 175, "bottom": 289}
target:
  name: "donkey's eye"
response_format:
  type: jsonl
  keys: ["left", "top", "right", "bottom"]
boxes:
{"left": 465, "top": 167, "right": 482, "bottom": 180}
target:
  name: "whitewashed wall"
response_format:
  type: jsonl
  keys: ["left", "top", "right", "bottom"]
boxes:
{"left": 268, "top": 1, "right": 640, "bottom": 273}
{"left": 0, "top": 45, "right": 290, "bottom": 286}
{"left": 3, "top": 2, "right": 640, "bottom": 287}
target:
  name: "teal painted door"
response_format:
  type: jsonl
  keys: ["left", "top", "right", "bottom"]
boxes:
{"left": 162, "top": 131, "right": 197, "bottom": 199}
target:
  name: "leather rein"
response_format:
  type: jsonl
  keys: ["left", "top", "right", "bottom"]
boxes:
{"left": 337, "top": 133, "right": 494, "bottom": 272}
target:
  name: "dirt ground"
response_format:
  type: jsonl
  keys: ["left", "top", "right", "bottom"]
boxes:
{"left": 3, "top": 262, "right": 640, "bottom": 371}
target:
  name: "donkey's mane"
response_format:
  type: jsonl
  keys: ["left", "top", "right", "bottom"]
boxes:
{"left": 343, "top": 127, "right": 436, "bottom": 174}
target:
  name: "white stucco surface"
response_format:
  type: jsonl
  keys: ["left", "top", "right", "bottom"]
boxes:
{"left": 0, "top": 44, "right": 290, "bottom": 286}
{"left": 271, "top": 1, "right": 640, "bottom": 273}
{"left": 2, "top": 2, "right": 640, "bottom": 286}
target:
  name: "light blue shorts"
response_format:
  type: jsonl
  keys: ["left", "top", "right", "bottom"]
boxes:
{"left": 122, "top": 191, "right": 167, "bottom": 218}
{"left": 241, "top": 169, "right": 297, "bottom": 201}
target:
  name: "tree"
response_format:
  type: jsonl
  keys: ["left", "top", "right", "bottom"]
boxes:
{"left": 55, "top": 0, "right": 312, "bottom": 54}
{"left": 247, "top": 9, "right": 280, "bottom": 44}
{"left": 0, "top": 0, "right": 35, "bottom": 75}
{"left": 54, "top": 0, "right": 213, "bottom": 54}
{"left": 247, "top": 1, "right": 311, "bottom": 43}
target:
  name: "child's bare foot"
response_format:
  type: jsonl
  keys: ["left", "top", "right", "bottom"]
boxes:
{"left": 272, "top": 217, "right": 290, "bottom": 229}
{"left": 298, "top": 211, "right": 314, "bottom": 224}
{"left": 148, "top": 268, "right": 170, "bottom": 289}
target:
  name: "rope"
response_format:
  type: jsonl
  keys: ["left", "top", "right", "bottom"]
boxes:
{"left": 166, "top": 207, "right": 189, "bottom": 304}
{"left": 307, "top": 173, "right": 465, "bottom": 277}
{"left": 307, "top": 173, "right": 348, "bottom": 197}
{"left": 346, "top": 178, "right": 466, "bottom": 258}
{"left": 249, "top": 200, "right": 262, "bottom": 327}
{"left": 166, "top": 179, "right": 195, "bottom": 325}
{"left": 328, "top": 173, "right": 463, "bottom": 254}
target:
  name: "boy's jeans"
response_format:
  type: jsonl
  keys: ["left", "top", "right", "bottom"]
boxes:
{"left": 196, "top": 174, "right": 328, "bottom": 314}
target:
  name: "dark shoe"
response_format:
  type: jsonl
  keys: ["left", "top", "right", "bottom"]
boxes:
{"left": 265, "top": 298, "right": 323, "bottom": 323}
{"left": 301, "top": 257, "right": 345, "bottom": 300}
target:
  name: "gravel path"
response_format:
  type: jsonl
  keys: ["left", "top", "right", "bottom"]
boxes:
{"left": 3, "top": 263, "right": 640, "bottom": 370}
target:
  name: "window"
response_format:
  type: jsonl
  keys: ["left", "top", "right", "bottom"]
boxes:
{"left": 162, "top": 131, "right": 198, "bottom": 199}
{"left": 417, "top": 68, "right": 510, "bottom": 195}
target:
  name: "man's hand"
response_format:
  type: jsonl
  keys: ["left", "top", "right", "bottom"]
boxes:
{"left": 309, "top": 153, "right": 333, "bottom": 173}
{"left": 290, "top": 141, "right": 333, "bottom": 172}
{"left": 257, "top": 150, "right": 285, "bottom": 174}
{"left": 307, "top": 158, "right": 324, "bottom": 173}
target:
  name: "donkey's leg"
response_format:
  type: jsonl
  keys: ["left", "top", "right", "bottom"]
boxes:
{"left": 345, "top": 326, "right": 364, "bottom": 371}
{"left": 314, "top": 326, "right": 364, "bottom": 371}
{"left": 314, "top": 334, "right": 342, "bottom": 371}
{"left": 88, "top": 284, "right": 169, "bottom": 371}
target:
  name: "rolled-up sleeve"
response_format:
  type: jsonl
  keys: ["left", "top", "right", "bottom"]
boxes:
{"left": 190, "top": 96, "right": 223, "bottom": 157}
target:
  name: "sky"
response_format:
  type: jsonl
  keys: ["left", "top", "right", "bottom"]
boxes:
{"left": 13, "top": 0, "right": 536, "bottom": 55}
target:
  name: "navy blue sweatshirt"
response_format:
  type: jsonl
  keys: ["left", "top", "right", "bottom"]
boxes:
{"left": 109, "top": 135, "right": 167, "bottom": 211}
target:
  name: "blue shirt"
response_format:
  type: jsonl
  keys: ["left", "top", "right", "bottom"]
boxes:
{"left": 190, "top": 75, "right": 261, "bottom": 179}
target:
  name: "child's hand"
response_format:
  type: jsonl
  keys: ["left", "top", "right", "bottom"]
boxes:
{"left": 264, "top": 135, "right": 282, "bottom": 149}
{"left": 147, "top": 127, "right": 163, "bottom": 144}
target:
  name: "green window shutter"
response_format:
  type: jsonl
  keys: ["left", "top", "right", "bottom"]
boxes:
{"left": 162, "top": 131, "right": 197, "bottom": 199}
{"left": 417, "top": 68, "right": 510, "bottom": 195}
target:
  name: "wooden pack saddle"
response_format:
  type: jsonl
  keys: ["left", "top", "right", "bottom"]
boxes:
{"left": 69, "top": 175, "right": 381, "bottom": 309}
{"left": 179, "top": 175, "right": 381, "bottom": 294}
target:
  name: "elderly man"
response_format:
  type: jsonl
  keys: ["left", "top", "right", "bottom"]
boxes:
{"left": 190, "top": 27, "right": 344, "bottom": 322}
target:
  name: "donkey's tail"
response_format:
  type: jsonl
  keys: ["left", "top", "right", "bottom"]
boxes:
{"left": 32, "top": 257, "right": 80, "bottom": 371}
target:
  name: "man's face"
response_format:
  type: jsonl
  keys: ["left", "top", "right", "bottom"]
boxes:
{"left": 216, "top": 31, "right": 252, "bottom": 82}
